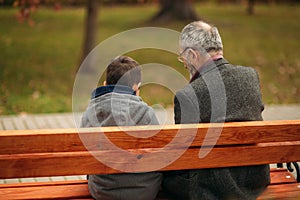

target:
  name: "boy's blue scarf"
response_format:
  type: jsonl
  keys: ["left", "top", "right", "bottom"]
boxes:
{"left": 91, "top": 85, "right": 136, "bottom": 99}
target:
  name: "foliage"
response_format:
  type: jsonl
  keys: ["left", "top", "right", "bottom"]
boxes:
{"left": 0, "top": 4, "right": 299, "bottom": 115}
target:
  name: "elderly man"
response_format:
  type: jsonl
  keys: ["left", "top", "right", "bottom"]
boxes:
{"left": 162, "top": 21, "right": 270, "bottom": 200}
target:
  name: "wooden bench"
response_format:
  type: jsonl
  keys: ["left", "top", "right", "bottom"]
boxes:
{"left": 0, "top": 120, "right": 299, "bottom": 199}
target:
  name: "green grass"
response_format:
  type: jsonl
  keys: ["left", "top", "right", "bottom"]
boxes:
{"left": 198, "top": 5, "right": 300, "bottom": 104}
{"left": 0, "top": 4, "right": 299, "bottom": 115}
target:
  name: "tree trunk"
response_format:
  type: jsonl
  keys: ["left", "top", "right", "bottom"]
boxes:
{"left": 247, "top": 0, "right": 255, "bottom": 15}
{"left": 79, "top": 0, "right": 100, "bottom": 73}
{"left": 152, "top": 0, "right": 199, "bottom": 22}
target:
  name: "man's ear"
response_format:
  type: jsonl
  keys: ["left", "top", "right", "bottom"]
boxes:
{"left": 103, "top": 81, "right": 107, "bottom": 86}
{"left": 189, "top": 49, "right": 198, "bottom": 60}
{"left": 190, "top": 49, "right": 210, "bottom": 66}
{"left": 186, "top": 49, "right": 198, "bottom": 65}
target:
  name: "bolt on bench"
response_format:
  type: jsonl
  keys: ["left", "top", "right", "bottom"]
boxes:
{"left": 0, "top": 120, "right": 299, "bottom": 199}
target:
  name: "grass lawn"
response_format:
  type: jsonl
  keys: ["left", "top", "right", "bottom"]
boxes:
{"left": 0, "top": 3, "right": 299, "bottom": 115}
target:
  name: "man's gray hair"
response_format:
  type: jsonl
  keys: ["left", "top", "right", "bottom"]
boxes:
{"left": 180, "top": 21, "right": 223, "bottom": 54}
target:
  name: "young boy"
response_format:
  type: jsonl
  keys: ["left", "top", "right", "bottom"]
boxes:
{"left": 80, "top": 56, "right": 162, "bottom": 200}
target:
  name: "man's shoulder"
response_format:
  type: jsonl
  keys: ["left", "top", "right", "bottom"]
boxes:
{"left": 175, "top": 62, "right": 259, "bottom": 95}
{"left": 222, "top": 63, "right": 258, "bottom": 75}
{"left": 217, "top": 63, "right": 260, "bottom": 84}
{"left": 176, "top": 83, "right": 198, "bottom": 97}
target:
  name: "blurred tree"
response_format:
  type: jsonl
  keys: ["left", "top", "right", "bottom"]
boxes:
{"left": 80, "top": 0, "right": 100, "bottom": 72}
{"left": 152, "top": 0, "right": 199, "bottom": 22}
{"left": 247, "top": 0, "right": 254, "bottom": 15}
{"left": 12, "top": 0, "right": 100, "bottom": 72}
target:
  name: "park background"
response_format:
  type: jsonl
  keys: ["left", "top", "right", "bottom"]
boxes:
{"left": 0, "top": 0, "right": 299, "bottom": 115}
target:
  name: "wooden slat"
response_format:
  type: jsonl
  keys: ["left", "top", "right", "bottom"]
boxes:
{"left": 0, "top": 142, "right": 299, "bottom": 179}
{"left": 0, "top": 181, "right": 90, "bottom": 199}
{"left": 0, "top": 180, "right": 87, "bottom": 189}
{"left": 0, "top": 173, "right": 299, "bottom": 200}
{"left": 259, "top": 183, "right": 300, "bottom": 199}
{"left": 0, "top": 169, "right": 289, "bottom": 188}
{"left": 165, "top": 142, "right": 300, "bottom": 172}
{"left": 0, "top": 131, "right": 85, "bottom": 154}
{"left": 0, "top": 120, "right": 300, "bottom": 154}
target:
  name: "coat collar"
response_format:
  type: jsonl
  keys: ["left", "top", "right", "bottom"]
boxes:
{"left": 91, "top": 85, "right": 136, "bottom": 99}
{"left": 190, "top": 58, "right": 229, "bottom": 83}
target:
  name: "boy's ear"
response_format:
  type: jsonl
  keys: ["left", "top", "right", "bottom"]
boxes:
{"left": 132, "top": 82, "right": 141, "bottom": 91}
{"left": 132, "top": 82, "right": 141, "bottom": 95}
{"left": 103, "top": 81, "right": 107, "bottom": 86}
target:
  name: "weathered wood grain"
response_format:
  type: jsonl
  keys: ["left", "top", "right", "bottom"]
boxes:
{"left": 0, "top": 120, "right": 300, "bottom": 154}
{"left": 0, "top": 141, "right": 299, "bottom": 178}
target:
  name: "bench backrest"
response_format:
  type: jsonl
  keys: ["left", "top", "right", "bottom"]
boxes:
{"left": 0, "top": 120, "right": 299, "bottom": 179}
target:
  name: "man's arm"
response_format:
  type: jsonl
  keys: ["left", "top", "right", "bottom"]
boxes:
{"left": 174, "top": 86, "right": 200, "bottom": 124}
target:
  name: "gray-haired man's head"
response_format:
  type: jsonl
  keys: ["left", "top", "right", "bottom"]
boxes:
{"left": 180, "top": 21, "right": 223, "bottom": 54}
{"left": 179, "top": 21, "right": 223, "bottom": 77}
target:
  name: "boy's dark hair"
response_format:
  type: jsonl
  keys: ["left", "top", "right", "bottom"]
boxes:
{"left": 106, "top": 56, "right": 141, "bottom": 87}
